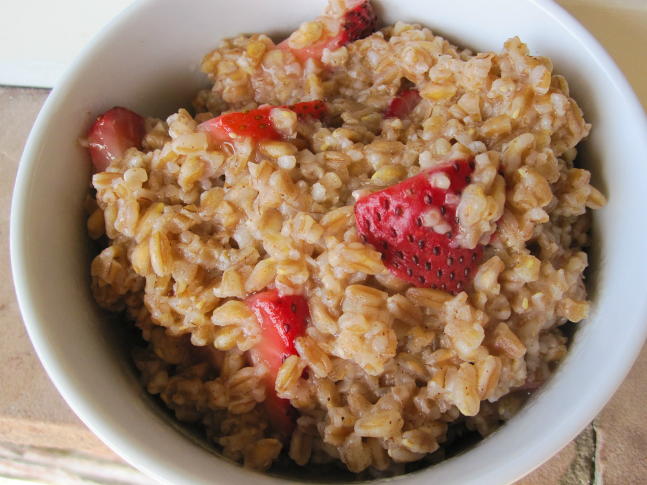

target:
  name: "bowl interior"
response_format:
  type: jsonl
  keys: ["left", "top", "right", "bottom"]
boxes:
{"left": 11, "top": 0, "right": 647, "bottom": 484}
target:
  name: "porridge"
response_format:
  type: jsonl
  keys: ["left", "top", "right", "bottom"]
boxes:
{"left": 85, "top": 0, "right": 606, "bottom": 476}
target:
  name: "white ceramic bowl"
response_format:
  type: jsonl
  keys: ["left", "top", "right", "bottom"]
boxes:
{"left": 11, "top": 0, "right": 647, "bottom": 483}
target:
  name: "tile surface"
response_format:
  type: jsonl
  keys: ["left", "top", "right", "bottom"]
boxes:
{"left": 0, "top": 87, "right": 116, "bottom": 459}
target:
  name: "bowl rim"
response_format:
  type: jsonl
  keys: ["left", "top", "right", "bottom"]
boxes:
{"left": 10, "top": 0, "right": 647, "bottom": 484}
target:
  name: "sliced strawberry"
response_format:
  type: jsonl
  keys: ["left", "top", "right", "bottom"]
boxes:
{"left": 198, "top": 101, "right": 327, "bottom": 143}
{"left": 355, "top": 159, "right": 483, "bottom": 294}
{"left": 264, "top": 391, "right": 298, "bottom": 437}
{"left": 337, "top": 0, "right": 378, "bottom": 45}
{"left": 246, "top": 289, "right": 309, "bottom": 437}
{"left": 278, "top": 0, "right": 377, "bottom": 63}
{"left": 385, "top": 88, "right": 421, "bottom": 119}
{"left": 198, "top": 106, "right": 280, "bottom": 143}
{"left": 291, "top": 100, "right": 328, "bottom": 120}
{"left": 247, "top": 289, "right": 308, "bottom": 371}
{"left": 86, "top": 107, "right": 145, "bottom": 172}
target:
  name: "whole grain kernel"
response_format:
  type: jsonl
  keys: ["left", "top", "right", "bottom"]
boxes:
{"left": 87, "top": 209, "right": 105, "bottom": 240}
{"left": 149, "top": 231, "right": 173, "bottom": 276}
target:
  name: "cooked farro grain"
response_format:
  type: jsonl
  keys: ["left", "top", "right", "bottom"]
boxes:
{"left": 86, "top": 0, "right": 606, "bottom": 478}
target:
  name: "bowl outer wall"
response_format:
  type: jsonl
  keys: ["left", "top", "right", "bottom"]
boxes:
{"left": 10, "top": 0, "right": 647, "bottom": 484}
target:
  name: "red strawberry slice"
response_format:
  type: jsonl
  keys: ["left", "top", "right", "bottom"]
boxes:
{"left": 246, "top": 289, "right": 309, "bottom": 437}
{"left": 385, "top": 88, "right": 421, "bottom": 119}
{"left": 247, "top": 289, "right": 308, "bottom": 367}
{"left": 338, "top": 0, "right": 378, "bottom": 46}
{"left": 355, "top": 159, "right": 483, "bottom": 294}
{"left": 199, "top": 106, "right": 280, "bottom": 143}
{"left": 290, "top": 100, "right": 328, "bottom": 120}
{"left": 263, "top": 391, "right": 298, "bottom": 438}
{"left": 278, "top": 0, "right": 377, "bottom": 63}
{"left": 198, "top": 101, "right": 327, "bottom": 143}
{"left": 86, "top": 107, "right": 145, "bottom": 172}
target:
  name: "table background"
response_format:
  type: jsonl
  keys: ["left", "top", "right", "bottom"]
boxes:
{"left": 0, "top": 1, "right": 645, "bottom": 483}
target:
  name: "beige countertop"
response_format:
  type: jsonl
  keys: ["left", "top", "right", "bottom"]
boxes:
{"left": 0, "top": 1, "right": 646, "bottom": 483}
